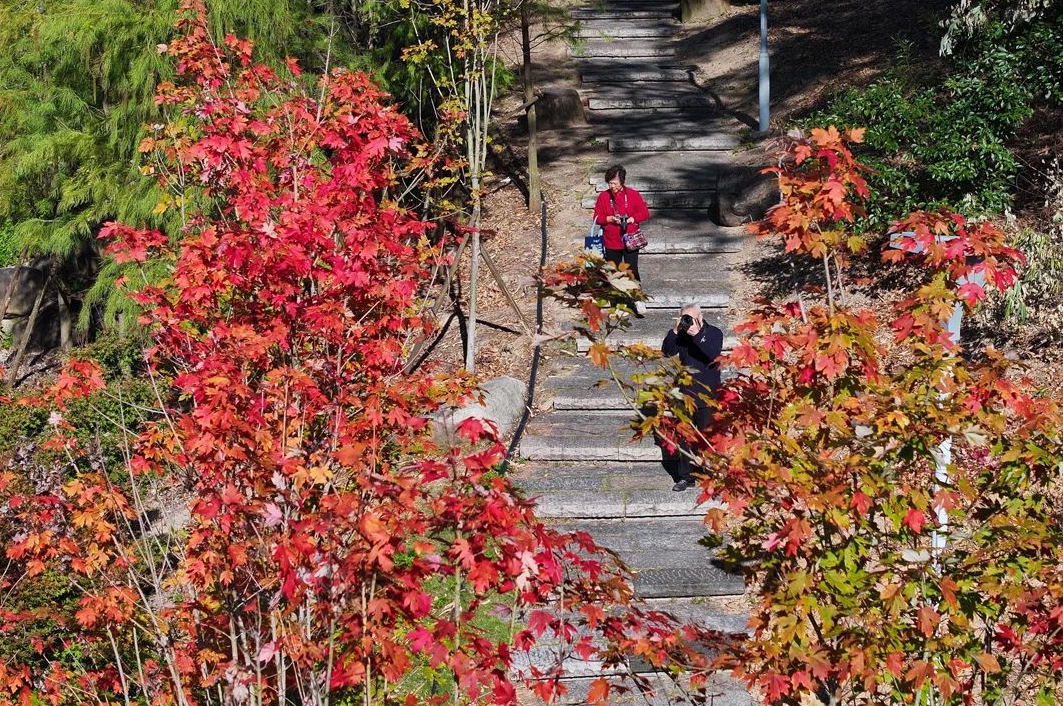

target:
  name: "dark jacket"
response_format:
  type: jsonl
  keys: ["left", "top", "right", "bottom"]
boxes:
{"left": 662, "top": 323, "right": 723, "bottom": 408}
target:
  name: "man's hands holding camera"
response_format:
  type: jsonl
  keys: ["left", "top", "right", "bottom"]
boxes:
{"left": 674, "top": 312, "right": 702, "bottom": 336}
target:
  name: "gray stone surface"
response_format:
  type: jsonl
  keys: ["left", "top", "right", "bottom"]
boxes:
{"left": 590, "top": 151, "right": 758, "bottom": 191}
{"left": 636, "top": 567, "right": 745, "bottom": 598}
{"left": 640, "top": 232, "right": 745, "bottom": 254}
{"left": 575, "top": 21, "right": 676, "bottom": 40}
{"left": 582, "top": 190, "right": 715, "bottom": 210}
{"left": 535, "top": 87, "right": 588, "bottom": 131}
{"left": 586, "top": 84, "right": 712, "bottom": 110}
{"left": 518, "top": 411, "right": 659, "bottom": 462}
{"left": 581, "top": 66, "right": 693, "bottom": 83}
{"left": 0, "top": 266, "right": 45, "bottom": 318}
{"left": 610, "top": 133, "right": 742, "bottom": 151}
{"left": 531, "top": 488, "right": 713, "bottom": 518}
{"left": 718, "top": 172, "right": 780, "bottom": 226}
{"left": 531, "top": 673, "right": 751, "bottom": 706}
{"left": 572, "top": 8, "right": 677, "bottom": 19}
{"left": 568, "top": 307, "right": 731, "bottom": 351}
{"left": 571, "top": 41, "right": 677, "bottom": 58}
{"left": 585, "top": 108, "right": 729, "bottom": 127}
{"left": 432, "top": 375, "right": 525, "bottom": 444}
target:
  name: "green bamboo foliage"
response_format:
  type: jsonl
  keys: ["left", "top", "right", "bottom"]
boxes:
{"left": 0, "top": 0, "right": 361, "bottom": 328}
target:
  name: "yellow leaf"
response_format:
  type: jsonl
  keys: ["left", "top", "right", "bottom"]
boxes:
{"left": 307, "top": 465, "right": 333, "bottom": 485}
{"left": 974, "top": 652, "right": 1001, "bottom": 673}
{"left": 588, "top": 342, "right": 610, "bottom": 369}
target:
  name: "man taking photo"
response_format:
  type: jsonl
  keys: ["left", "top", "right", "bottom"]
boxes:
{"left": 661, "top": 304, "right": 723, "bottom": 491}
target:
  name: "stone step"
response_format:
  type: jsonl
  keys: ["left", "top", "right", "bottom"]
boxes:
{"left": 577, "top": 212, "right": 746, "bottom": 252}
{"left": 574, "top": 21, "right": 676, "bottom": 40}
{"left": 589, "top": 151, "right": 755, "bottom": 191}
{"left": 576, "top": 229, "right": 745, "bottom": 255}
{"left": 571, "top": 41, "right": 677, "bottom": 59}
{"left": 583, "top": 111, "right": 745, "bottom": 151}
{"left": 519, "top": 466, "right": 712, "bottom": 518}
{"left": 534, "top": 672, "right": 751, "bottom": 706}
{"left": 582, "top": 190, "right": 715, "bottom": 209}
{"left": 519, "top": 410, "right": 658, "bottom": 461}
{"left": 556, "top": 516, "right": 712, "bottom": 549}
{"left": 585, "top": 84, "right": 712, "bottom": 110}
{"left": 550, "top": 517, "right": 745, "bottom": 596}
{"left": 540, "top": 358, "right": 739, "bottom": 412}
{"left": 585, "top": 108, "right": 726, "bottom": 126}
{"left": 546, "top": 378, "right": 736, "bottom": 412}
{"left": 571, "top": 309, "right": 735, "bottom": 353}
{"left": 642, "top": 229, "right": 746, "bottom": 254}
{"left": 581, "top": 66, "right": 693, "bottom": 83}
{"left": 639, "top": 253, "right": 732, "bottom": 296}
{"left": 571, "top": 7, "right": 677, "bottom": 20}
{"left": 610, "top": 132, "right": 743, "bottom": 152}
{"left": 511, "top": 598, "right": 749, "bottom": 683}
{"left": 636, "top": 566, "right": 745, "bottom": 598}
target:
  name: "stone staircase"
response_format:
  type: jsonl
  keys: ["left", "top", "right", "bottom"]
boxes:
{"left": 514, "top": 1, "right": 754, "bottom": 703}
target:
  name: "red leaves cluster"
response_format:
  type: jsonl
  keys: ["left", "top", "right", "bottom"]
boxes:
{"left": 749, "top": 126, "right": 870, "bottom": 260}
{"left": 885, "top": 210, "right": 1025, "bottom": 347}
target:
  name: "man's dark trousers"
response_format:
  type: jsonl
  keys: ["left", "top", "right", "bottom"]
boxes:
{"left": 661, "top": 406, "right": 712, "bottom": 484}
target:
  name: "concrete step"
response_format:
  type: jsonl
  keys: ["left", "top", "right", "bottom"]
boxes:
{"left": 585, "top": 108, "right": 725, "bottom": 125}
{"left": 538, "top": 355, "right": 738, "bottom": 412}
{"left": 571, "top": 0, "right": 680, "bottom": 14}
{"left": 575, "top": 212, "right": 746, "bottom": 254}
{"left": 511, "top": 597, "right": 749, "bottom": 683}
{"left": 519, "top": 410, "right": 658, "bottom": 461}
{"left": 571, "top": 308, "right": 735, "bottom": 353}
{"left": 585, "top": 84, "right": 712, "bottom": 110}
{"left": 571, "top": 7, "right": 677, "bottom": 19}
{"left": 574, "top": 20, "right": 676, "bottom": 40}
{"left": 575, "top": 229, "right": 746, "bottom": 254}
{"left": 582, "top": 190, "right": 715, "bottom": 209}
{"left": 553, "top": 517, "right": 745, "bottom": 596}
{"left": 610, "top": 132, "right": 743, "bottom": 152}
{"left": 589, "top": 152, "right": 754, "bottom": 191}
{"left": 571, "top": 41, "right": 677, "bottom": 59}
{"left": 582, "top": 111, "right": 745, "bottom": 151}
{"left": 517, "top": 462, "right": 712, "bottom": 517}
{"left": 580, "top": 66, "right": 693, "bottom": 83}
{"left": 531, "top": 672, "right": 751, "bottom": 706}
{"left": 636, "top": 566, "right": 744, "bottom": 598}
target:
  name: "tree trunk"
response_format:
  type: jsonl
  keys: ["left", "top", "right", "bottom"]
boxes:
{"left": 8, "top": 269, "right": 51, "bottom": 387}
{"left": 521, "top": 1, "right": 541, "bottom": 213}
{"left": 57, "top": 287, "right": 72, "bottom": 350}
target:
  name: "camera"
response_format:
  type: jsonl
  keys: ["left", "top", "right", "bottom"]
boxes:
{"left": 616, "top": 214, "right": 629, "bottom": 230}
{"left": 678, "top": 314, "right": 695, "bottom": 332}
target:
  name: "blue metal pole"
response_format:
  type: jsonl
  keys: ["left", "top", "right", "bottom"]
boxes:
{"left": 758, "top": 0, "right": 770, "bottom": 132}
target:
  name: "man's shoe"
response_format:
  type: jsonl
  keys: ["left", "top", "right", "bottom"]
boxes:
{"left": 672, "top": 479, "right": 693, "bottom": 492}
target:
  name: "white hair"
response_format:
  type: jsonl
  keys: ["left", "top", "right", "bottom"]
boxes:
{"left": 680, "top": 303, "right": 701, "bottom": 316}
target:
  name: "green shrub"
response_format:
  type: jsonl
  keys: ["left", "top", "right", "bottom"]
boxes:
{"left": 809, "top": 59, "right": 1030, "bottom": 228}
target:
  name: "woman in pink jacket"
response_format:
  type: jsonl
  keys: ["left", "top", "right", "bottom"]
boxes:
{"left": 594, "top": 164, "right": 651, "bottom": 290}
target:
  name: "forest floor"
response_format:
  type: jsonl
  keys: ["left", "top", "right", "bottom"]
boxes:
{"left": 426, "top": 0, "right": 1063, "bottom": 392}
